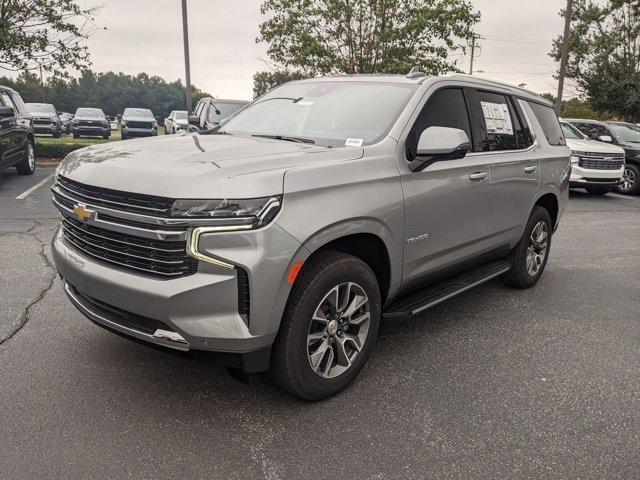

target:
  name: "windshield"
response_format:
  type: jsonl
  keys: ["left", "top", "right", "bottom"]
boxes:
{"left": 208, "top": 103, "right": 244, "bottom": 123}
{"left": 561, "top": 123, "right": 584, "bottom": 140}
{"left": 220, "top": 81, "right": 417, "bottom": 146}
{"left": 123, "top": 108, "right": 153, "bottom": 118}
{"left": 174, "top": 111, "right": 188, "bottom": 120}
{"left": 27, "top": 103, "right": 56, "bottom": 115}
{"left": 608, "top": 123, "right": 640, "bottom": 143}
{"left": 76, "top": 108, "right": 105, "bottom": 118}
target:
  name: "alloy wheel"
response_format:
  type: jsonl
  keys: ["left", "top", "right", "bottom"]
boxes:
{"left": 526, "top": 221, "right": 548, "bottom": 277}
{"left": 620, "top": 167, "right": 636, "bottom": 192}
{"left": 307, "top": 282, "right": 371, "bottom": 379}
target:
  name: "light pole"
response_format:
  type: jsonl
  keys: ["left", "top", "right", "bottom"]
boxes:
{"left": 556, "top": 0, "right": 573, "bottom": 114}
{"left": 181, "top": 0, "right": 193, "bottom": 115}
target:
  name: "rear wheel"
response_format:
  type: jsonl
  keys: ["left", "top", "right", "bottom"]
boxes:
{"left": 617, "top": 164, "right": 640, "bottom": 195}
{"left": 270, "top": 251, "right": 381, "bottom": 401}
{"left": 16, "top": 140, "right": 35, "bottom": 175}
{"left": 502, "top": 206, "right": 552, "bottom": 289}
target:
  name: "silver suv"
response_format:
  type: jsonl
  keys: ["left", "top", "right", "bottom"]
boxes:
{"left": 51, "top": 73, "right": 569, "bottom": 400}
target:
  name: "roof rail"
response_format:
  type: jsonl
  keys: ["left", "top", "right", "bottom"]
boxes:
{"left": 406, "top": 66, "right": 426, "bottom": 79}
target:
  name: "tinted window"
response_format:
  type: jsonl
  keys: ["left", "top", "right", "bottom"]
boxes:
{"left": 528, "top": 102, "right": 565, "bottom": 146}
{"left": 572, "top": 122, "right": 611, "bottom": 141}
{"left": 208, "top": 102, "right": 244, "bottom": 123}
{"left": 0, "top": 93, "right": 16, "bottom": 113}
{"left": 475, "top": 91, "right": 519, "bottom": 151}
{"left": 607, "top": 123, "right": 640, "bottom": 143}
{"left": 561, "top": 122, "right": 584, "bottom": 140}
{"left": 406, "top": 88, "right": 472, "bottom": 161}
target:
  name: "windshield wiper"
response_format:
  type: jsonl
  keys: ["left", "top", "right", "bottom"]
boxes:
{"left": 252, "top": 134, "right": 315, "bottom": 144}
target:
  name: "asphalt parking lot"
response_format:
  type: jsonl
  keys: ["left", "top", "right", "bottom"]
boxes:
{"left": 0, "top": 168, "right": 639, "bottom": 479}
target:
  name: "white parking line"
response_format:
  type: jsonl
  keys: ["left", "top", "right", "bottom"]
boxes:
{"left": 15, "top": 173, "right": 55, "bottom": 200}
{"left": 609, "top": 193, "right": 639, "bottom": 201}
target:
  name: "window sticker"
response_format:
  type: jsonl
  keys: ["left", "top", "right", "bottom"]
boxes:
{"left": 480, "top": 101, "right": 513, "bottom": 135}
{"left": 345, "top": 138, "right": 363, "bottom": 147}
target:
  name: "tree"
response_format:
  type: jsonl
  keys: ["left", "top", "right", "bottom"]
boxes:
{"left": 0, "top": 69, "right": 212, "bottom": 119}
{"left": 0, "top": 0, "right": 99, "bottom": 76}
{"left": 551, "top": 0, "right": 640, "bottom": 121}
{"left": 253, "top": 70, "right": 307, "bottom": 98}
{"left": 254, "top": 0, "right": 479, "bottom": 93}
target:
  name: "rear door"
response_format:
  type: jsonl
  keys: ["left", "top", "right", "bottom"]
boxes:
{"left": 399, "top": 86, "right": 495, "bottom": 284}
{"left": 466, "top": 89, "right": 540, "bottom": 245}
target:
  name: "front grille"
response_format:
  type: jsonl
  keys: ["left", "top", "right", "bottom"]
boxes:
{"left": 34, "top": 118, "right": 52, "bottom": 125}
{"left": 77, "top": 120, "right": 103, "bottom": 127}
{"left": 61, "top": 215, "right": 197, "bottom": 278}
{"left": 70, "top": 284, "right": 174, "bottom": 334}
{"left": 58, "top": 175, "right": 175, "bottom": 217}
{"left": 578, "top": 157, "right": 624, "bottom": 170}
{"left": 127, "top": 121, "right": 153, "bottom": 129}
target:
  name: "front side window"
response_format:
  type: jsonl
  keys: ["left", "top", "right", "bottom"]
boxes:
{"left": 221, "top": 81, "right": 417, "bottom": 147}
{"left": 1, "top": 93, "right": 16, "bottom": 113}
{"left": 406, "top": 88, "right": 472, "bottom": 161}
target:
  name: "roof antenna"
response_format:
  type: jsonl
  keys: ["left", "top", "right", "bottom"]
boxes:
{"left": 406, "top": 66, "right": 426, "bottom": 78}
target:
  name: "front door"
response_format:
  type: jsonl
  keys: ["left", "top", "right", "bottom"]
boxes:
{"left": 400, "top": 87, "right": 495, "bottom": 285}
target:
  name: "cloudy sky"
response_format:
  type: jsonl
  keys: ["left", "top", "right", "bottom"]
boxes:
{"left": 77, "top": 0, "right": 573, "bottom": 100}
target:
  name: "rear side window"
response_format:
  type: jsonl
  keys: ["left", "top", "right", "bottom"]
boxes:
{"left": 475, "top": 91, "right": 520, "bottom": 151}
{"left": 528, "top": 102, "right": 565, "bottom": 146}
{"left": 406, "top": 88, "right": 472, "bottom": 161}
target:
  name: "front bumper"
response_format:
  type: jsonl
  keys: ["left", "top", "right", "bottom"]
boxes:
{"left": 122, "top": 127, "right": 157, "bottom": 137}
{"left": 74, "top": 126, "right": 109, "bottom": 136}
{"left": 51, "top": 219, "right": 307, "bottom": 370}
{"left": 34, "top": 124, "right": 59, "bottom": 135}
{"left": 569, "top": 164, "right": 624, "bottom": 188}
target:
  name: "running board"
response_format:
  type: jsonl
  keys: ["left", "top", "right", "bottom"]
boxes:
{"left": 383, "top": 259, "right": 510, "bottom": 320}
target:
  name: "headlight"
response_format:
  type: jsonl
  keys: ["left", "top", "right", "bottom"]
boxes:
{"left": 570, "top": 155, "right": 580, "bottom": 164}
{"left": 171, "top": 196, "right": 281, "bottom": 228}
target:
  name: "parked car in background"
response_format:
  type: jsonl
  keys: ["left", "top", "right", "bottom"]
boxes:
{"left": 164, "top": 110, "right": 188, "bottom": 134}
{"left": 0, "top": 86, "right": 35, "bottom": 182}
{"left": 72, "top": 108, "right": 110, "bottom": 139}
{"left": 59, "top": 112, "right": 74, "bottom": 134}
{"left": 559, "top": 120, "right": 625, "bottom": 195}
{"left": 188, "top": 98, "right": 248, "bottom": 131}
{"left": 51, "top": 73, "right": 568, "bottom": 400}
{"left": 106, "top": 116, "right": 119, "bottom": 131}
{"left": 26, "top": 103, "right": 62, "bottom": 138}
{"left": 121, "top": 108, "right": 157, "bottom": 140}
{"left": 566, "top": 118, "right": 640, "bottom": 195}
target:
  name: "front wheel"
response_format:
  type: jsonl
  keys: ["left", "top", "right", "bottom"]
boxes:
{"left": 16, "top": 140, "right": 36, "bottom": 175}
{"left": 502, "top": 206, "right": 552, "bottom": 289}
{"left": 270, "top": 251, "right": 381, "bottom": 401}
{"left": 617, "top": 164, "right": 640, "bottom": 196}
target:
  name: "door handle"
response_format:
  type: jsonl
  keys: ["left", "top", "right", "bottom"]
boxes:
{"left": 469, "top": 172, "right": 488, "bottom": 181}
{"left": 524, "top": 165, "right": 537, "bottom": 173}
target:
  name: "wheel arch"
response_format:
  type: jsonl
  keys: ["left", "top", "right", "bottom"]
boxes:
{"left": 533, "top": 192, "right": 559, "bottom": 229}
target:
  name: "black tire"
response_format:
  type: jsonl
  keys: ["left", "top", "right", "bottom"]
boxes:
{"left": 617, "top": 163, "right": 640, "bottom": 196}
{"left": 102, "top": 133, "right": 109, "bottom": 140}
{"left": 585, "top": 187, "right": 611, "bottom": 196}
{"left": 16, "top": 139, "right": 36, "bottom": 175}
{"left": 73, "top": 133, "right": 79, "bottom": 139}
{"left": 270, "top": 251, "right": 381, "bottom": 401}
{"left": 121, "top": 133, "right": 127, "bottom": 140}
{"left": 53, "top": 131, "right": 61, "bottom": 139}
{"left": 502, "top": 206, "right": 552, "bottom": 289}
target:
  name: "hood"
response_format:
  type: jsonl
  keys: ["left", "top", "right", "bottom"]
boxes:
{"left": 175, "top": 119, "right": 188, "bottom": 125}
{"left": 123, "top": 116, "right": 156, "bottom": 123}
{"left": 619, "top": 141, "right": 640, "bottom": 152}
{"left": 57, "top": 133, "right": 364, "bottom": 198}
{"left": 565, "top": 138, "right": 625, "bottom": 155}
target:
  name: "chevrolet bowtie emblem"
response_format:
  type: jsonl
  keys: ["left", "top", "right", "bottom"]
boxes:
{"left": 72, "top": 202, "right": 95, "bottom": 221}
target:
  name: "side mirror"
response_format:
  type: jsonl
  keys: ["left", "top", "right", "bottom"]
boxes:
{"left": 598, "top": 135, "right": 613, "bottom": 143}
{"left": 409, "top": 126, "right": 470, "bottom": 172}
{"left": 0, "top": 106, "right": 14, "bottom": 118}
